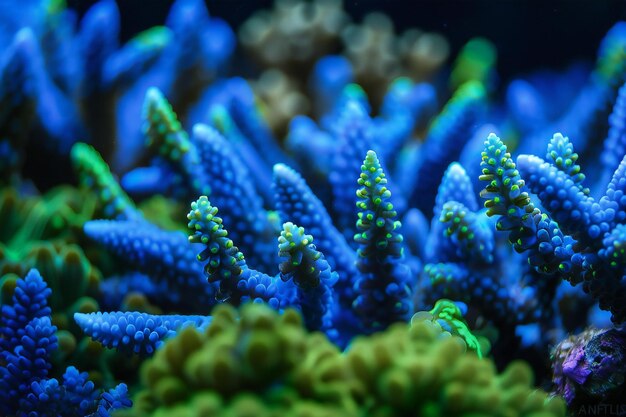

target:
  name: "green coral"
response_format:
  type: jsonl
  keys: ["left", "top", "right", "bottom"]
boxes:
{"left": 355, "top": 150, "right": 404, "bottom": 266}
{"left": 71, "top": 142, "right": 141, "bottom": 221}
{"left": 120, "top": 303, "right": 565, "bottom": 417}
{"left": 411, "top": 299, "right": 485, "bottom": 358}
{"left": 123, "top": 303, "right": 354, "bottom": 417}
{"left": 187, "top": 195, "right": 246, "bottom": 286}
{"left": 143, "top": 88, "right": 210, "bottom": 198}
{"left": 143, "top": 87, "right": 192, "bottom": 161}
{"left": 450, "top": 38, "right": 497, "bottom": 90}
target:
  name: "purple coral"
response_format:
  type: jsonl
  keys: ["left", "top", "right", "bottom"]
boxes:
{"left": 553, "top": 328, "right": 626, "bottom": 407}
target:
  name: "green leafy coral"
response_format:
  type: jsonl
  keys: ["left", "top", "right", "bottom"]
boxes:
{"left": 119, "top": 303, "right": 565, "bottom": 417}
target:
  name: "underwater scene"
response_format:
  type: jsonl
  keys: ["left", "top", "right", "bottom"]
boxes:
{"left": 3, "top": 0, "right": 626, "bottom": 416}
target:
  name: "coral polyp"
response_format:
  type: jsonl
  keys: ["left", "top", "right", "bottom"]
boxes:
{"left": 2, "top": 0, "right": 626, "bottom": 415}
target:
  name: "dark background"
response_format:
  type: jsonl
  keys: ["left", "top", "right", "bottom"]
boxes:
{"left": 67, "top": 0, "right": 626, "bottom": 81}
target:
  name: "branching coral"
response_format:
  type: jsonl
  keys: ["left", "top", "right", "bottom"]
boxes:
{"left": 419, "top": 160, "right": 554, "bottom": 358}
{"left": 83, "top": 219, "right": 216, "bottom": 312}
{"left": 74, "top": 311, "right": 211, "bottom": 356}
{"left": 71, "top": 142, "right": 142, "bottom": 222}
{"left": 4, "top": 2, "right": 626, "bottom": 416}
{"left": 0, "top": 269, "right": 131, "bottom": 416}
{"left": 480, "top": 132, "right": 626, "bottom": 323}
{"left": 278, "top": 222, "right": 337, "bottom": 334}
{"left": 352, "top": 150, "right": 413, "bottom": 331}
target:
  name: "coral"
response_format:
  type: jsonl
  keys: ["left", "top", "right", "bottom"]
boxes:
{"left": 552, "top": 328, "right": 626, "bottom": 409}
{"left": 516, "top": 22, "right": 626, "bottom": 158}
{"left": 5, "top": 1, "right": 626, "bottom": 415}
{"left": 418, "top": 159, "right": 552, "bottom": 361}
{"left": 272, "top": 162, "right": 360, "bottom": 337}
{"left": 187, "top": 195, "right": 294, "bottom": 309}
{"left": 480, "top": 131, "right": 626, "bottom": 323}
{"left": 83, "top": 219, "right": 216, "bottom": 313}
{"left": 117, "top": 303, "right": 564, "bottom": 417}
{"left": 122, "top": 88, "right": 280, "bottom": 270}
{"left": 71, "top": 143, "right": 142, "bottom": 222}
{"left": 341, "top": 11, "right": 448, "bottom": 104}
{"left": 238, "top": 0, "right": 446, "bottom": 132}
{"left": 278, "top": 222, "right": 337, "bottom": 333}
{"left": 74, "top": 311, "right": 211, "bottom": 355}
{"left": 407, "top": 81, "right": 486, "bottom": 215}
{"left": 0, "top": 29, "right": 39, "bottom": 184}
{"left": 0, "top": 186, "right": 121, "bottom": 383}
{"left": 352, "top": 150, "right": 413, "bottom": 331}
{"left": 0, "top": 269, "right": 131, "bottom": 417}
{"left": 239, "top": 0, "right": 349, "bottom": 72}
{"left": 142, "top": 87, "right": 211, "bottom": 201}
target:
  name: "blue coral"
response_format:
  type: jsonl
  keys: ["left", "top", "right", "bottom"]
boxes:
{"left": 5, "top": 3, "right": 626, "bottom": 415}
{"left": 187, "top": 195, "right": 295, "bottom": 309}
{"left": 481, "top": 131, "right": 626, "bottom": 323}
{"left": 407, "top": 81, "right": 486, "bottom": 214}
{"left": 84, "top": 219, "right": 215, "bottom": 312}
{"left": 0, "top": 269, "right": 131, "bottom": 416}
{"left": 352, "top": 150, "right": 413, "bottom": 331}
{"left": 74, "top": 311, "right": 211, "bottom": 355}
{"left": 278, "top": 222, "right": 337, "bottom": 334}
{"left": 272, "top": 163, "right": 358, "bottom": 327}
{"left": 420, "top": 161, "right": 549, "bottom": 336}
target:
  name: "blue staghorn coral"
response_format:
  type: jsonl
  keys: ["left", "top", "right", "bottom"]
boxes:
{"left": 4, "top": 0, "right": 626, "bottom": 415}
{"left": 79, "top": 147, "right": 415, "bottom": 349}
{"left": 0, "top": 269, "right": 131, "bottom": 416}
{"left": 480, "top": 131, "right": 626, "bottom": 323}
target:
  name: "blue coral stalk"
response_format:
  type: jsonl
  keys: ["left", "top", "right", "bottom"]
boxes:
{"left": 142, "top": 87, "right": 211, "bottom": 200}
{"left": 352, "top": 150, "right": 413, "bottom": 332}
{"left": 74, "top": 311, "right": 211, "bottom": 355}
{"left": 83, "top": 219, "right": 216, "bottom": 312}
{"left": 187, "top": 195, "right": 295, "bottom": 309}
{"left": 278, "top": 222, "right": 337, "bottom": 334}
{"left": 1, "top": 269, "right": 131, "bottom": 416}
{"left": 408, "top": 81, "right": 486, "bottom": 215}
{"left": 191, "top": 124, "right": 277, "bottom": 271}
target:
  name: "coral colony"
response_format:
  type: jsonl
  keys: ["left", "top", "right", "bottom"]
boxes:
{"left": 3, "top": 0, "right": 626, "bottom": 416}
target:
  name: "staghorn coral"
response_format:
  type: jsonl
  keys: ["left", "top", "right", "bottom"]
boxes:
{"left": 352, "top": 150, "right": 413, "bottom": 332}
{"left": 0, "top": 269, "right": 131, "bottom": 417}
{"left": 277, "top": 222, "right": 337, "bottom": 334}
{"left": 4, "top": 1, "right": 626, "bottom": 415}
{"left": 0, "top": 0, "right": 235, "bottom": 178}
{"left": 414, "top": 157, "right": 568, "bottom": 379}
{"left": 81, "top": 148, "right": 415, "bottom": 349}
{"left": 479, "top": 131, "right": 626, "bottom": 324}
{"left": 0, "top": 185, "right": 151, "bottom": 389}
